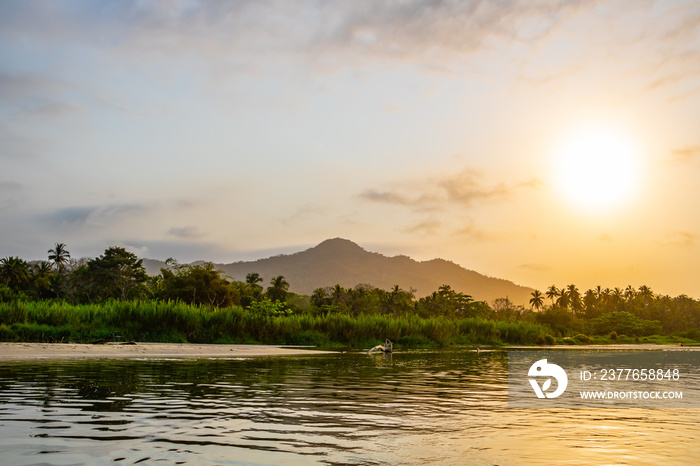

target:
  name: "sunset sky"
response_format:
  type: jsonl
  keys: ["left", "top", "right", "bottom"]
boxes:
{"left": 1, "top": 0, "right": 699, "bottom": 298}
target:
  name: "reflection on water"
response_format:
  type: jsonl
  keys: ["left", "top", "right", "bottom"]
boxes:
{"left": 0, "top": 350, "right": 698, "bottom": 465}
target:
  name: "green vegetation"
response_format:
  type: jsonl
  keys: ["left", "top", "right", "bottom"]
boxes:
{"left": 1, "top": 244, "right": 699, "bottom": 347}
{"left": 0, "top": 300, "right": 548, "bottom": 347}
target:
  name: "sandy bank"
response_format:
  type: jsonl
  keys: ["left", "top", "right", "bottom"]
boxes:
{"left": 0, "top": 342, "right": 334, "bottom": 360}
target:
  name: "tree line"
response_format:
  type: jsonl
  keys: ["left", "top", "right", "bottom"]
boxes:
{"left": 524, "top": 283, "right": 700, "bottom": 338}
{"left": 1, "top": 244, "right": 699, "bottom": 340}
{"left": 0, "top": 244, "right": 489, "bottom": 319}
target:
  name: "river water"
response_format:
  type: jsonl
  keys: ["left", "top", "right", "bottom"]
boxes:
{"left": 0, "top": 348, "right": 698, "bottom": 465}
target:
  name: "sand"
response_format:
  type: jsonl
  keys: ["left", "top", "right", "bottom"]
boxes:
{"left": 0, "top": 342, "right": 334, "bottom": 360}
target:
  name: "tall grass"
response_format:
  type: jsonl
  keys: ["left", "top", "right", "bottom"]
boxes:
{"left": 0, "top": 300, "right": 550, "bottom": 347}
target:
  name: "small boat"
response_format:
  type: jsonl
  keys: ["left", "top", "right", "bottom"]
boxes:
{"left": 368, "top": 339, "right": 393, "bottom": 354}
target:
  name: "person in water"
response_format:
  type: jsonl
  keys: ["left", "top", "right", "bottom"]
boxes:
{"left": 368, "top": 339, "right": 393, "bottom": 354}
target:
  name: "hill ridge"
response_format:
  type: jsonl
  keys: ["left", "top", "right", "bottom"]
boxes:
{"left": 143, "top": 238, "right": 534, "bottom": 305}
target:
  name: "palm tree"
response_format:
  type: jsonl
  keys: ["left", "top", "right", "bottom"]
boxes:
{"left": 48, "top": 243, "right": 70, "bottom": 272}
{"left": 566, "top": 284, "right": 582, "bottom": 316}
{"left": 246, "top": 272, "right": 263, "bottom": 289}
{"left": 529, "top": 290, "right": 544, "bottom": 310}
{"left": 246, "top": 272, "right": 263, "bottom": 300}
{"left": 611, "top": 287, "right": 624, "bottom": 310}
{"left": 311, "top": 287, "right": 329, "bottom": 307}
{"left": 546, "top": 285, "right": 560, "bottom": 305}
{"left": 638, "top": 285, "right": 654, "bottom": 306}
{"left": 266, "top": 275, "right": 289, "bottom": 302}
{"left": 33, "top": 261, "right": 53, "bottom": 278}
{"left": 31, "top": 261, "right": 55, "bottom": 299}
{"left": 601, "top": 288, "right": 612, "bottom": 307}
{"left": 556, "top": 290, "right": 570, "bottom": 309}
{"left": 332, "top": 284, "right": 345, "bottom": 304}
{"left": 593, "top": 285, "right": 603, "bottom": 303}
{"left": 0, "top": 256, "right": 31, "bottom": 289}
{"left": 583, "top": 289, "right": 597, "bottom": 315}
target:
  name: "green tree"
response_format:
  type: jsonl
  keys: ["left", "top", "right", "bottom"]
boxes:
{"left": 529, "top": 290, "right": 544, "bottom": 310}
{"left": 610, "top": 287, "right": 624, "bottom": 311}
{"left": 331, "top": 284, "right": 346, "bottom": 305}
{"left": 246, "top": 272, "right": 263, "bottom": 292}
{"left": 535, "top": 306, "right": 575, "bottom": 336}
{"left": 48, "top": 243, "right": 71, "bottom": 272}
{"left": 346, "top": 284, "right": 378, "bottom": 315}
{"left": 31, "top": 261, "right": 55, "bottom": 299}
{"left": 0, "top": 256, "right": 31, "bottom": 291}
{"left": 566, "top": 284, "right": 582, "bottom": 316}
{"left": 379, "top": 284, "right": 415, "bottom": 315}
{"left": 546, "top": 285, "right": 560, "bottom": 306}
{"left": 241, "top": 272, "right": 264, "bottom": 306}
{"left": 72, "top": 246, "right": 148, "bottom": 302}
{"left": 266, "top": 275, "right": 289, "bottom": 302}
{"left": 555, "top": 289, "right": 570, "bottom": 309}
{"left": 583, "top": 289, "right": 600, "bottom": 318}
{"left": 492, "top": 297, "right": 522, "bottom": 321}
{"left": 585, "top": 311, "right": 662, "bottom": 336}
{"left": 159, "top": 262, "right": 237, "bottom": 307}
{"left": 311, "top": 287, "right": 331, "bottom": 307}
{"left": 637, "top": 285, "right": 655, "bottom": 306}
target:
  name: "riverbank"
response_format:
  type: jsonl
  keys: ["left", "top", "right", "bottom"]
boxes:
{"left": 0, "top": 300, "right": 549, "bottom": 346}
{"left": 0, "top": 342, "right": 334, "bottom": 360}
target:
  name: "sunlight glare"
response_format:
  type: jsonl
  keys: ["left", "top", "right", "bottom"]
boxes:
{"left": 554, "top": 127, "right": 639, "bottom": 210}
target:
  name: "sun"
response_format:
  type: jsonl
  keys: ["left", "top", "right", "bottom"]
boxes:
{"left": 554, "top": 127, "right": 639, "bottom": 210}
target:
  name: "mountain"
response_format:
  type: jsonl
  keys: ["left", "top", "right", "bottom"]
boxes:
{"left": 143, "top": 238, "right": 534, "bottom": 305}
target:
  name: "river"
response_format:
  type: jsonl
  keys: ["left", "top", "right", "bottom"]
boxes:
{"left": 0, "top": 348, "right": 698, "bottom": 465}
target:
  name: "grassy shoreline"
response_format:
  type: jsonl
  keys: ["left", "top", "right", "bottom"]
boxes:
{"left": 0, "top": 300, "right": 549, "bottom": 348}
{"left": 1, "top": 300, "right": 698, "bottom": 348}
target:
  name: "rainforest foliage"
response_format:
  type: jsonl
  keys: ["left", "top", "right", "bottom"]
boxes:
{"left": 1, "top": 244, "right": 699, "bottom": 346}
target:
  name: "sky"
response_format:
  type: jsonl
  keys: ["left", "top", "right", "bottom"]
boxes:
{"left": 1, "top": 0, "right": 699, "bottom": 298}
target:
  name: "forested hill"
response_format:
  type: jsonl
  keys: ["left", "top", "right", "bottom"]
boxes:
{"left": 143, "top": 238, "right": 535, "bottom": 305}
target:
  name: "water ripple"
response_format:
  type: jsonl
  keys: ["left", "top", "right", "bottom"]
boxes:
{"left": 0, "top": 350, "right": 698, "bottom": 465}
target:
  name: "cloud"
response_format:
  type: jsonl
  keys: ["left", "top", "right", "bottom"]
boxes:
{"left": 451, "top": 218, "right": 493, "bottom": 241}
{"left": 0, "top": 1, "right": 588, "bottom": 72}
{"left": 401, "top": 218, "right": 441, "bottom": 235}
{"left": 358, "top": 167, "right": 538, "bottom": 239}
{"left": 280, "top": 204, "right": 327, "bottom": 225}
{"left": 0, "top": 73, "right": 64, "bottom": 102}
{"left": 46, "top": 206, "right": 95, "bottom": 225}
{"left": 123, "top": 239, "right": 302, "bottom": 263}
{"left": 167, "top": 225, "right": 206, "bottom": 240}
{"left": 0, "top": 181, "right": 22, "bottom": 191}
{"left": 518, "top": 263, "right": 551, "bottom": 272}
{"left": 360, "top": 168, "right": 532, "bottom": 210}
{"left": 0, "top": 180, "right": 24, "bottom": 210}
{"left": 0, "top": 73, "right": 81, "bottom": 121}
{"left": 358, "top": 189, "right": 417, "bottom": 207}
{"left": 45, "top": 203, "right": 147, "bottom": 226}
{"left": 440, "top": 170, "right": 511, "bottom": 206}
{"left": 0, "top": 124, "right": 44, "bottom": 160}
{"left": 671, "top": 145, "right": 700, "bottom": 162}
{"left": 658, "top": 231, "right": 697, "bottom": 249}
{"left": 122, "top": 243, "right": 149, "bottom": 257}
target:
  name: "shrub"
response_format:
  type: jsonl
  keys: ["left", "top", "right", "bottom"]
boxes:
{"left": 544, "top": 335, "right": 556, "bottom": 345}
{"left": 677, "top": 328, "right": 700, "bottom": 341}
{"left": 609, "top": 330, "right": 618, "bottom": 340}
{"left": 0, "top": 301, "right": 551, "bottom": 346}
{"left": 573, "top": 334, "right": 592, "bottom": 344}
{"left": 584, "top": 311, "right": 662, "bottom": 336}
